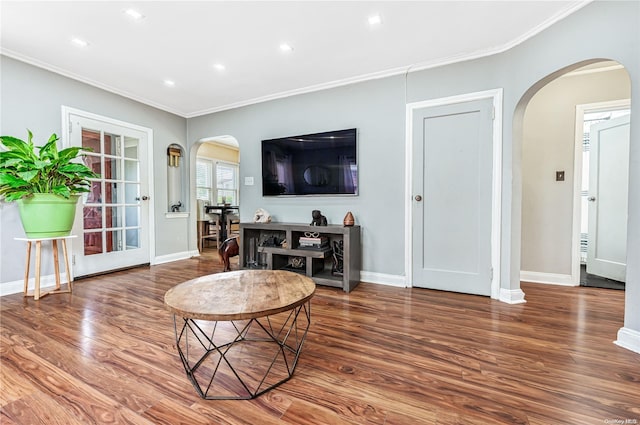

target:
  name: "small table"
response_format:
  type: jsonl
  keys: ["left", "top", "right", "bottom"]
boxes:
{"left": 164, "top": 270, "right": 315, "bottom": 400}
{"left": 205, "top": 204, "right": 238, "bottom": 241}
{"left": 16, "top": 235, "right": 76, "bottom": 301}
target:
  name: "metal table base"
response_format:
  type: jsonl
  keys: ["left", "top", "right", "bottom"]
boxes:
{"left": 172, "top": 301, "right": 311, "bottom": 400}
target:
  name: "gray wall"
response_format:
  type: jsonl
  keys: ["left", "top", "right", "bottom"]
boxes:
{"left": 0, "top": 55, "right": 187, "bottom": 286}
{"left": 187, "top": 1, "right": 639, "bottom": 332}
{"left": 1, "top": 1, "right": 638, "bottom": 337}
{"left": 188, "top": 75, "right": 406, "bottom": 276}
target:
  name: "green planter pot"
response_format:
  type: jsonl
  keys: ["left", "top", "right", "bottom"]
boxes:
{"left": 17, "top": 193, "right": 80, "bottom": 239}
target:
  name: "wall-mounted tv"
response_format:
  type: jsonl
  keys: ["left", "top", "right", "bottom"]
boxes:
{"left": 262, "top": 128, "right": 358, "bottom": 196}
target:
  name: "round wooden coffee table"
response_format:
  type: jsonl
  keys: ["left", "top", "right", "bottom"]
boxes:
{"left": 164, "top": 269, "right": 316, "bottom": 400}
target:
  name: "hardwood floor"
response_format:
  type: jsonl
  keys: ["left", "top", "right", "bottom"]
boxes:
{"left": 1, "top": 249, "right": 638, "bottom": 424}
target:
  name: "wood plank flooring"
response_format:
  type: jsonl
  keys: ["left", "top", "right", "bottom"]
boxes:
{"left": 1, "top": 249, "right": 639, "bottom": 424}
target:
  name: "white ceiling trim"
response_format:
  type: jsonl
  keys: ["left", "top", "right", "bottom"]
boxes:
{"left": 1, "top": 1, "right": 590, "bottom": 119}
{"left": 187, "top": 1, "right": 590, "bottom": 118}
{"left": 0, "top": 48, "right": 186, "bottom": 117}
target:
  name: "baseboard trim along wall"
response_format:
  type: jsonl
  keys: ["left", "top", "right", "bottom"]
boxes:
{"left": 0, "top": 273, "right": 70, "bottom": 297}
{"left": 615, "top": 327, "right": 640, "bottom": 355}
{"left": 360, "top": 271, "right": 407, "bottom": 288}
{"left": 153, "top": 251, "right": 195, "bottom": 265}
{"left": 520, "top": 270, "right": 576, "bottom": 286}
{"left": 499, "top": 288, "right": 527, "bottom": 304}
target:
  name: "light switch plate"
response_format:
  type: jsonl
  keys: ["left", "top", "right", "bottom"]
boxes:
{"left": 244, "top": 176, "right": 254, "bottom": 186}
{"left": 556, "top": 171, "right": 565, "bottom": 181}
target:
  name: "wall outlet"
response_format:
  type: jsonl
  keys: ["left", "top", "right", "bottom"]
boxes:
{"left": 244, "top": 176, "right": 254, "bottom": 186}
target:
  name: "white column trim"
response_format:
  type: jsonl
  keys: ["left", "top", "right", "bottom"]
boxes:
{"left": 499, "top": 288, "right": 527, "bottom": 304}
{"left": 614, "top": 327, "right": 640, "bottom": 354}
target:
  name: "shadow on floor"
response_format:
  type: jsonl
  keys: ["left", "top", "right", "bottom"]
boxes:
{"left": 579, "top": 265, "right": 625, "bottom": 290}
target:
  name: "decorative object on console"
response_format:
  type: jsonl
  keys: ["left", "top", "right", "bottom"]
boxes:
{"left": 310, "top": 210, "right": 327, "bottom": 226}
{"left": 299, "top": 231, "right": 329, "bottom": 250}
{"left": 253, "top": 208, "right": 272, "bottom": 223}
{"left": 343, "top": 211, "right": 355, "bottom": 226}
{"left": 290, "top": 257, "right": 305, "bottom": 269}
{"left": 218, "top": 237, "right": 239, "bottom": 272}
{"left": 332, "top": 240, "right": 344, "bottom": 276}
{"left": 261, "top": 235, "right": 282, "bottom": 247}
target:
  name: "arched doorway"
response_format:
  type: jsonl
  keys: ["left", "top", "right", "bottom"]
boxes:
{"left": 514, "top": 59, "right": 631, "bottom": 292}
{"left": 189, "top": 136, "right": 240, "bottom": 254}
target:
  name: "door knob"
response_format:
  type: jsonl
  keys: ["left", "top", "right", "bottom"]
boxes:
{"left": 588, "top": 196, "right": 596, "bottom": 202}
{"left": 136, "top": 196, "right": 150, "bottom": 201}
{"left": 415, "top": 195, "right": 422, "bottom": 202}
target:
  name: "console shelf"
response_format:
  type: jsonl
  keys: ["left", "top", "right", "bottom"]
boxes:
{"left": 240, "top": 222, "right": 361, "bottom": 292}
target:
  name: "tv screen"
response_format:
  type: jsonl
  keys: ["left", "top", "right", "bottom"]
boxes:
{"left": 262, "top": 128, "right": 358, "bottom": 196}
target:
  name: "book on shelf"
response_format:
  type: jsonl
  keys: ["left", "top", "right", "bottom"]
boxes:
{"left": 299, "top": 236, "right": 328, "bottom": 244}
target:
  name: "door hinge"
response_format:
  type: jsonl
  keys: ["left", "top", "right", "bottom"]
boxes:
{"left": 72, "top": 254, "right": 76, "bottom": 266}
{"left": 68, "top": 121, "right": 73, "bottom": 134}
{"left": 490, "top": 267, "right": 494, "bottom": 280}
{"left": 491, "top": 106, "right": 495, "bottom": 120}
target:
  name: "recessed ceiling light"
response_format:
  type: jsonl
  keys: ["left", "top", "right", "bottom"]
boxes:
{"left": 124, "top": 9, "right": 145, "bottom": 21}
{"left": 368, "top": 14, "right": 382, "bottom": 26}
{"left": 279, "top": 43, "right": 293, "bottom": 52}
{"left": 71, "top": 37, "right": 89, "bottom": 48}
{"left": 163, "top": 80, "right": 175, "bottom": 87}
{"left": 213, "top": 63, "right": 226, "bottom": 71}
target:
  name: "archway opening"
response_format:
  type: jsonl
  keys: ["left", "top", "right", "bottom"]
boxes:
{"left": 190, "top": 136, "right": 240, "bottom": 255}
{"left": 514, "top": 59, "right": 631, "bottom": 290}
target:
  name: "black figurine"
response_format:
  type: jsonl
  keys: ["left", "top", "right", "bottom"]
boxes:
{"left": 310, "top": 210, "right": 327, "bottom": 226}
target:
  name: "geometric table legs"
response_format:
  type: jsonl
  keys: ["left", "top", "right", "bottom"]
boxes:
{"left": 172, "top": 300, "right": 311, "bottom": 400}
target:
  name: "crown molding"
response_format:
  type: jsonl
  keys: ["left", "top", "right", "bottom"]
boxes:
{"left": 1, "top": 1, "right": 591, "bottom": 119}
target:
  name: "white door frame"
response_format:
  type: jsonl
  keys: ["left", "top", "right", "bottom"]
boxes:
{"left": 61, "top": 106, "right": 155, "bottom": 279}
{"left": 405, "top": 88, "right": 503, "bottom": 299}
{"left": 572, "top": 99, "right": 630, "bottom": 285}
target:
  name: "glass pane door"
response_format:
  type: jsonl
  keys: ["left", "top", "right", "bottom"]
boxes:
{"left": 69, "top": 111, "right": 150, "bottom": 278}
{"left": 82, "top": 130, "right": 142, "bottom": 256}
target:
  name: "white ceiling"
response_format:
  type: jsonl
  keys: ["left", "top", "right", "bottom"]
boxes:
{"left": 1, "top": 1, "right": 589, "bottom": 118}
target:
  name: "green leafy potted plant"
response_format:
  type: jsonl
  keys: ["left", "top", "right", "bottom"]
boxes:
{"left": 0, "top": 130, "right": 98, "bottom": 238}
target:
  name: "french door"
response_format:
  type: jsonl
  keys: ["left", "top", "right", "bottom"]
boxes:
{"left": 67, "top": 112, "right": 152, "bottom": 277}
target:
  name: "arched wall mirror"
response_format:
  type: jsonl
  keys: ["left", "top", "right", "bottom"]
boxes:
{"left": 167, "top": 143, "right": 186, "bottom": 212}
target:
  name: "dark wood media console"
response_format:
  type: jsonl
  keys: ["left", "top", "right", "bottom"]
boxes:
{"left": 239, "top": 222, "right": 361, "bottom": 292}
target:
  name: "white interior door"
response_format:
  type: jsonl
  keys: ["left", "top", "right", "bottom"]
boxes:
{"left": 587, "top": 114, "right": 630, "bottom": 282}
{"left": 412, "top": 98, "right": 494, "bottom": 295}
{"left": 68, "top": 113, "right": 151, "bottom": 277}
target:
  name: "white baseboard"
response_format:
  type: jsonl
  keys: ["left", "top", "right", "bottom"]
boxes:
{"left": 520, "top": 270, "right": 577, "bottom": 286}
{"left": 153, "top": 250, "right": 196, "bottom": 265}
{"left": 614, "top": 327, "right": 640, "bottom": 354}
{"left": 499, "top": 288, "right": 527, "bottom": 304}
{"left": 360, "top": 271, "right": 407, "bottom": 288}
{"left": 0, "top": 273, "right": 70, "bottom": 297}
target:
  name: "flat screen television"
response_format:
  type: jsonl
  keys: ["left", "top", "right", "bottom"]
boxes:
{"left": 262, "top": 128, "right": 358, "bottom": 196}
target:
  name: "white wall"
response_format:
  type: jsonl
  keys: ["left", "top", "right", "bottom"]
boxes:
{"left": 521, "top": 68, "right": 631, "bottom": 276}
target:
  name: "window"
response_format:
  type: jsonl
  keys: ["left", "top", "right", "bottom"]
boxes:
{"left": 197, "top": 158, "right": 238, "bottom": 204}
{"left": 196, "top": 158, "right": 213, "bottom": 201}
{"left": 216, "top": 162, "right": 238, "bottom": 205}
